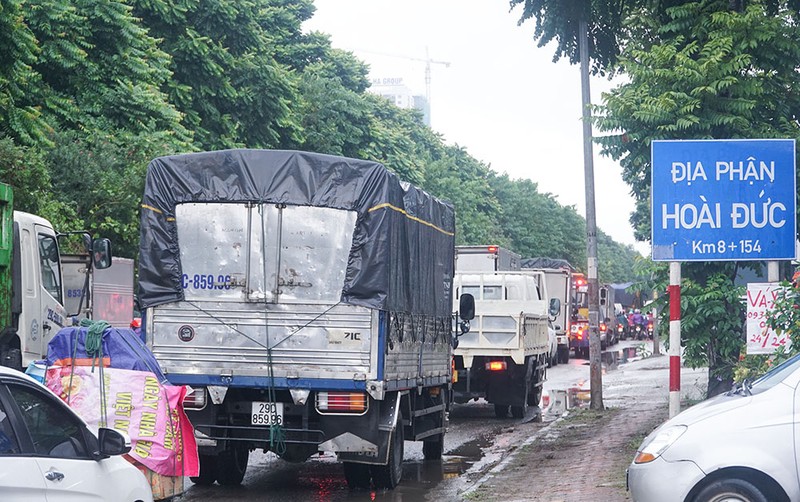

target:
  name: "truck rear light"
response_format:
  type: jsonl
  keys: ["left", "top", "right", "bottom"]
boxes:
{"left": 487, "top": 245, "right": 498, "bottom": 253}
{"left": 183, "top": 387, "right": 206, "bottom": 410}
{"left": 452, "top": 358, "right": 458, "bottom": 383}
{"left": 316, "top": 392, "right": 368, "bottom": 414}
{"left": 486, "top": 361, "right": 507, "bottom": 371}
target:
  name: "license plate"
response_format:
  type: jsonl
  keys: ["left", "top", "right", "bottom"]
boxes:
{"left": 251, "top": 402, "right": 284, "bottom": 426}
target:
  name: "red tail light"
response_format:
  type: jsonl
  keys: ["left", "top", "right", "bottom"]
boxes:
{"left": 316, "top": 392, "right": 368, "bottom": 413}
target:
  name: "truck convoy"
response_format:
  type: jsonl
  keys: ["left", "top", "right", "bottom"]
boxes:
{"left": 452, "top": 246, "right": 559, "bottom": 418}
{"left": 137, "top": 149, "right": 474, "bottom": 490}
{"left": 0, "top": 182, "right": 113, "bottom": 370}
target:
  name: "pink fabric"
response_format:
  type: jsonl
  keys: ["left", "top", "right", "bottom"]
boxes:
{"left": 45, "top": 366, "right": 199, "bottom": 477}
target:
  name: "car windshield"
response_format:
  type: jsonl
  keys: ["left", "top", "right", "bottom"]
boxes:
{"left": 750, "top": 352, "right": 800, "bottom": 391}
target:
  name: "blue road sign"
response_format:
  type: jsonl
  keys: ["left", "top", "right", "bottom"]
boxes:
{"left": 652, "top": 139, "right": 796, "bottom": 261}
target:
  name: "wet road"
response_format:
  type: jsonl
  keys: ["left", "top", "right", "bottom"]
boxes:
{"left": 176, "top": 341, "right": 646, "bottom": 501}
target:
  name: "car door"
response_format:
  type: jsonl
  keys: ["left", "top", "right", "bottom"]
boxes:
{"left": 5, "top": 381, "right": 112, "bottom": 501}
{"left": 0, "top": 388, "right": 48, "bottom": 501}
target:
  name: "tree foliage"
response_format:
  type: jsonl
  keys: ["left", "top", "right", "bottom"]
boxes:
{"left": 0, "top": 0, "right": 641, "bottom": 287}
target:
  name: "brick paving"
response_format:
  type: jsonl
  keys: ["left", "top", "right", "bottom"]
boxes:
{"left": 460, "top": 355, "right": 708, "bottom": 502}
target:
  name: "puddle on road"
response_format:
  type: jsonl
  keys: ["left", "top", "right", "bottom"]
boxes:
{"left": 617, "top": 345, "right": 641, "bottom": 363}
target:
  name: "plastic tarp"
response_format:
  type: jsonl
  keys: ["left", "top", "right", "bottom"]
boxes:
{"left": 46, "top": 326, "right": 166, "bottom": 381}
{"left": 138, "top": 149, "right": 456, "bottom": 317}
{"left": 521, "top": 257, "right": 575, "bottom": 271}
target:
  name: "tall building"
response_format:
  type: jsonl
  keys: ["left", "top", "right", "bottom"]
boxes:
{"left": 369, "top": 76, "right": 430, "bottom": 126}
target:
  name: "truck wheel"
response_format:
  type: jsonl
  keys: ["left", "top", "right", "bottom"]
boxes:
{"left": 216, "top": 444, "right": 249, "bottom": 486}
{"left": 189, "top": 454, "right": 217, "bottom": 486}
{"left": 371, "top": 424, "right": 404, "bottom": 489}
{"left": 422, "top": 434, "right": 444, "bottom": 460}
{"left": 558, "top": 346, "right": 569, "bottom": 364}
{"left": 343, "top": 462, "right": 372, "bottom": 490}
{"left": 510, "top": 401, "right": 528, "bottom": 419}
{"left": 494, "top": 404, "right": 509, "bottom": 418}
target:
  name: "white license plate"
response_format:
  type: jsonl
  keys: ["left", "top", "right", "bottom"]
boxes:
{"left": 251, "top": 402, "right": 284, "bottom": 426}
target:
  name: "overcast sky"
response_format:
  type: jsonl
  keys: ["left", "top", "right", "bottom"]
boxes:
{"left": 304, "top": 0, "right": 650, "bottom": 256}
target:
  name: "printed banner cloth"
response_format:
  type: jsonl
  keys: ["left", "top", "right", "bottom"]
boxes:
{"left": 45, "top": 366, "right": 199, "bottom": 476}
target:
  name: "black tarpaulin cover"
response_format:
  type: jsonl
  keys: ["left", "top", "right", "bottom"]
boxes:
{"left": 138, "top": 149, "right": 455, "bottom": 317}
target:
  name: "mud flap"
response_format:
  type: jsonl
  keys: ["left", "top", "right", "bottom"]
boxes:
{"left": 336, "top": 392, "right": 402, "bottom": 466}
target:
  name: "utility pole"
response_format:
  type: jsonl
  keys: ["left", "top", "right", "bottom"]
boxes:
{"left": 579, "top": 18, "right": 604, "bottom": 411}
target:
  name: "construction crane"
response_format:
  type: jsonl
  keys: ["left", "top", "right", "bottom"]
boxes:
{"left": 355, "top": 47, "right": 451, "bottom": 121}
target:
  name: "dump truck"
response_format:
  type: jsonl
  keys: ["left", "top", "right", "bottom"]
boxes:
{"left": 451, "top": 270, "right": 559, "bottom": 418}
{"left": 137, "top": 149, "right": 474, "bottom": 490}
{"left": 0, "top": 182, "right": 112, "bottom": 369}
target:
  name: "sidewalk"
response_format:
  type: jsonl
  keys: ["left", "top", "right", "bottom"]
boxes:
{"left": 460, "top": 354, "right": 708, "bottom": 502}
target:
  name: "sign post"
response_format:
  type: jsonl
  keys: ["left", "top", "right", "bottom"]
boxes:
{"left": 652, "top": 139, "right": 796, "bottom": 417}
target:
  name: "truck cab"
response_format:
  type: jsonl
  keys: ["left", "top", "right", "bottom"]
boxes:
{"left": 2, "top": 211, "right": 67, "bottom": 368}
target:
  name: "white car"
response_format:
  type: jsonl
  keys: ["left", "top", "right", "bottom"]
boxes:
{"left": 627, "top": 353, "right": 800, "bottom": 502}
{"left": 0, "top": 365, "right": 153, "bottom": 502}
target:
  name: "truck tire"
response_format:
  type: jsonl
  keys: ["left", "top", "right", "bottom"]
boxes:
{"left": 370, "top": 424, "right": 404, "bottom": 489}
{"left": 189, "top": 454, "right": 217, "bottom": 486}
{"left": 343, "top": 462, "right": 371, "bottom": 490}
{"left": 422, "top": 434, "right": 444, "bottom": 460}
{"left": 216, "top": 444, "right": 249, "bottom": 486}
{"left": 558, "top": 346, "right": 569, "bottom": 364}
{"left": 494, "top": 404, "right": 509, "bottom": 418}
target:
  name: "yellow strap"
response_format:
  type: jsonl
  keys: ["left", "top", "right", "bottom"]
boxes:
{"left": 368, "top": 202, "right": 454, "bottom": 236}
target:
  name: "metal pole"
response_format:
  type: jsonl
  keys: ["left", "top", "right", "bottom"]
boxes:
{"left": 652, "top": 290, "right": 660, "bottom": 356}
{"left": 579, "top": 18, "right": 603, "bottom": 410}
{"left": 668, "top": 262, "right": 681, "bottom": 417}
{"left": 768, "top": 261, "right": 779, "bottom": 282}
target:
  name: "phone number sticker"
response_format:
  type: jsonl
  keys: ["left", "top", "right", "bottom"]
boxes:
{"left": 181, "top": 274, "right": 232, "bottom": 290}
{"left": 746, "top": 282, "right": 791, "bottom": 354}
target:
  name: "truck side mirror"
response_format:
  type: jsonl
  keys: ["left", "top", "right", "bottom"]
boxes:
{"left": 92, "top": 238, "right": 112, "bottom": 270}
{"left": 459, "top": 294, "right": 475, "bottom": 321}
{"left": 549, "top": 298, "right": 561, "bottom": 317}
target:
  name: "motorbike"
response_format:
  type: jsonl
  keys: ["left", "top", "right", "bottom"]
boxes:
{"left": 617, "top": 323, "right": 625, "bottom": 341}
{"left": 647, "top": 321, "right": 654, "bottom": 339}
{"left": 634, "top": 323, "right": 644, "bottom": 340}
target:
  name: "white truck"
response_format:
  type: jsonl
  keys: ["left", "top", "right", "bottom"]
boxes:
{"left": 62, "top": 255, "right": 134, "bottom": 327}
{"left": 0, "top": 182, "right": 112, "bottom": 369}
{"left": 521, "top": 258, "right": 574, "bottom": 365}
{"left": 456, "top": 245, "right": 521, "bottom": 272}
{"left": 452, "top": 270, "right": 559, "bottom": 418}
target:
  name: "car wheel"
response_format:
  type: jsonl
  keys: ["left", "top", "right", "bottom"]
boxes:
{"left": 216, "top": 444, "right": 249, "bottom": 486}
{"left": 693, "top": 478, "right": 769, "bottom": 502}
{"left": 189, "top": 454, "right": 218, "bottom": 486}
{"left": 343, "top": 461, "right": 372, "bottom": 490}
{"left": 370, "top": 424, "right": 404, "bottom": 489}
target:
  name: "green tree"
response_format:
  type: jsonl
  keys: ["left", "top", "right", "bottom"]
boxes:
{"left": 131, "top": 0, "right": 302, "bottom": 150}
{"left": 0, "top": 0, "right": 49, "bottom": 144}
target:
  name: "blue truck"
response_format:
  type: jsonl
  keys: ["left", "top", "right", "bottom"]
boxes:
{"left": 137, "top": 150, "right": 473, "bottom": 490}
